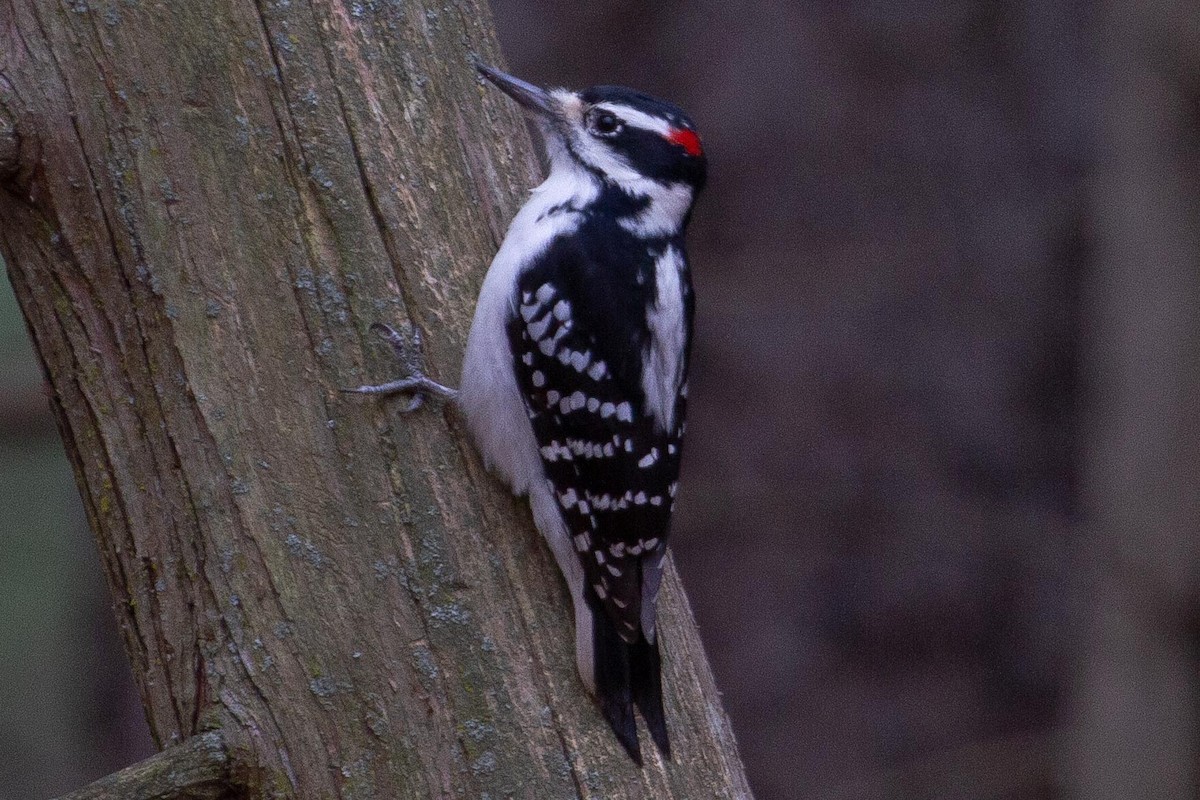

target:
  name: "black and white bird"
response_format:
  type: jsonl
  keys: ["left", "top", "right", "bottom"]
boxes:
{"left": 348, "top": 62, "right": 706, "bottom": 765}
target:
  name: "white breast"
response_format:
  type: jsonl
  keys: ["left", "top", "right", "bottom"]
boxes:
{"left": 458, "top": 170, "right": 597, "bottom": 495}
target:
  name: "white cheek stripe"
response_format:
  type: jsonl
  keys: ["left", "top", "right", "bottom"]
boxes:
{"left": 618, "top": 181, "right": 694, "bottom": 238}
{"left": 570, "top": 135, "right": 641, "bottom": 184}
{"left": 595, "top": 103, "right": 674, "bottom": 137}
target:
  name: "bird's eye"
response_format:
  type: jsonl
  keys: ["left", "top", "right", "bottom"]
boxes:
{"left": 590, "top": 112, "right": 621, "bottom": 135}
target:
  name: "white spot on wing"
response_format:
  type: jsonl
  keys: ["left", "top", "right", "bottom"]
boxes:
{"left": 528, "top": 315, "right": 551, "bottom": 340}
{"left": 541, "top": 442, "right": 568, "bottom": 462}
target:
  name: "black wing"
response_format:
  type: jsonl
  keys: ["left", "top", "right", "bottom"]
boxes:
{"left": 508, "top": 235, "right": 687, "bottom": 639}
{"left": 507, "top": 232, "right": 691, "bottom": 761}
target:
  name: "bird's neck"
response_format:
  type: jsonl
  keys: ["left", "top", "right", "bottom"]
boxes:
{"left": 545, "top": 165, "right": 693, "bottom": 239}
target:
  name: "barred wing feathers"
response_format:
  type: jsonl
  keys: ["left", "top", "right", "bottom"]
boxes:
{"left": 506, "top": 233, "right": 691, "bottom": 762}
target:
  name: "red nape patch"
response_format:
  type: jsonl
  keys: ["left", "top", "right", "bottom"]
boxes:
{"left": 666, "top": 128, "right": 703, "bottom": 157}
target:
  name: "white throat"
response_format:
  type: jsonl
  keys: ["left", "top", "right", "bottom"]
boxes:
{"left": 538, "top": 155, "right": 692, "bottom": 239}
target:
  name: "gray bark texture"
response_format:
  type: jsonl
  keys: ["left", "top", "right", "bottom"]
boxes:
{"left": 0, "top": 2, "right": 751, "bottom": 797}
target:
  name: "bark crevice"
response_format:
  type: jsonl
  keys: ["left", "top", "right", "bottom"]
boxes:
{"left": 0, "top": 98, "right": 17, "bottom": 180}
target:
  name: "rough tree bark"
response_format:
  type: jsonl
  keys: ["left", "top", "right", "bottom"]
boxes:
{"left": 1071, "top": 1, "right": 1200, "bottom": 797}
{"left": 0, "top": 2, "right": 750, "bottom": 798}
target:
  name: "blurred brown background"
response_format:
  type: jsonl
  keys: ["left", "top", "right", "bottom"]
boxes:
{"left": 4, "top": 1, "right": 1195, "bottom": 798}
{"left": 495, "top": 3, "right": 1087, "bottom": 797}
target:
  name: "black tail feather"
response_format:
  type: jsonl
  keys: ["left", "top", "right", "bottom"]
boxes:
{"left": 589, "top": 594, "right": 672, "bottom": 765}
{"left": 592, "top": 597, "right": 641, "bottom": 765}
{"left": 631, "top": 634, "right": 671, "bottom": 759}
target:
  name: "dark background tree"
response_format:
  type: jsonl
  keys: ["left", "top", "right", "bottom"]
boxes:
{"left": 4, "top": 1, "right": 1199, "bottom": 799}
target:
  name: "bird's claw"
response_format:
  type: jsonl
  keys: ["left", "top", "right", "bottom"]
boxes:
{"left": 342, "top": 323, "right": 458, "bottom": 409}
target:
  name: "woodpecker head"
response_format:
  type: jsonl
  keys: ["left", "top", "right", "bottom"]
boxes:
{"left": 477, "top": 63, "right": 706, "bottom": 227}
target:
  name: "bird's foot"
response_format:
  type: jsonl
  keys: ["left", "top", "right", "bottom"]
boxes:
{"left": 342, "top": 323, "right": 458, "bottom": 412}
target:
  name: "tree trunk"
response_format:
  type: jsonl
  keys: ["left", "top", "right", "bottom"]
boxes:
{"left": 0, "top": 3, "right": 751, "bottom": 797}
{"left": 1071, "top": 1, "right": 1200, "bottom": 797}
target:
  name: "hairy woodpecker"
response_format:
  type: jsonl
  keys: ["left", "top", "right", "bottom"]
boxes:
{"left": 348, "top": 62, "right": 706, "bottom": 765}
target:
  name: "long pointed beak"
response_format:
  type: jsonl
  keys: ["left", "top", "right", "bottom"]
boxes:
{"left": 475, "top": 62, "right": 556, "bottom": 118}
